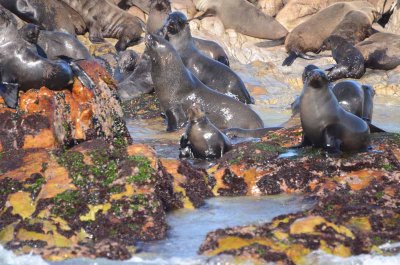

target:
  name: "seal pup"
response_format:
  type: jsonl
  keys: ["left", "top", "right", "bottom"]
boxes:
{"left": 192, "top": 0, "right": 288, "bottom": 40}
{"left": 0, "top": 0, "right": 86, "bottom": 35}
{"left": 320, "top": 35, "right": 365, "bottom": 81}
{"left": 299, "top": 68, "right": 370, "bottom": 153}
{"left": 180, "top": 105, "right": 232, "bottom": 159}
{"left": 59, "top": 0, "right": 144, "bottom": 51}
{"left": 19, "top": 24, "right": 91, "bottom": 60}
{"left": 163, "top": 12, "right": 253, "bottom": 104}
{"left": 145, "top": 33, "right": 264, "bottom": 131}
{"left": 356, "top": 32, "right": 400, "bottom": 70}
{"left": 282, "top": 1, "right": 377, "bottom": 66}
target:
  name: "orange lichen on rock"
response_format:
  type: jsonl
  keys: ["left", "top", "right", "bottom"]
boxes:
{"left": 335, "top": 169, "right": 383, "bottom": 191}
{"left": 23, "top": 129, "right": 57, "bottom": 150}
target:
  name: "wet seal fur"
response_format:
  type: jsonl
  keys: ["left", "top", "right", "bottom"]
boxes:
{"left": 163, "top": 12, "right": 253, "bottom": 104}
{"left": 0, "top": 0, "right": 86, "bottom": 35}
{"left": 145, "top": 33, "right": 263, "bottom": 131}
{"left": 282, "top": 1, "right": 377, "bottom": 66}
{"left": 180, "top": 105, "right": 232, "bottom": 159}
{"left": 19, "top": 24, "right": 91, "bottom": 60}
{"left": 59, "top": 0, "right": 144, "bottom": 51}
{"left": 320, "top": 36, "right": 366, "bottom": 81}
{"left": 192, "top": 0, "right": 288, "bottom": 40}
{"left": 146, "top": 0, "right": 230, "bottom": 66}
{"left": 0, "top": 7, "right": 73, "bottom": 107}
{"left": 299, "top": 68, "right": 370, "bottom": 153}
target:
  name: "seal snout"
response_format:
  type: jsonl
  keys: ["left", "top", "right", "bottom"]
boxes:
{"left": 145, "top": 34, "right": 156, "bottom": 48}
{"left": 165, "top": 12, "right": 188, "bottom": 35}
{"left": 306, "top": 69, "right": 329, "bottom": 89}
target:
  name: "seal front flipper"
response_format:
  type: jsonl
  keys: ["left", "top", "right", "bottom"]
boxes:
{"left": 89, "top": 24, "right": 105, "bottom": 43}
{"left": 291, "top": 134, "right": 312, "bottom": 149}
{"left": 283, "top": 52, "right": 323, "bottom": 66}
{"left": 366, "top": 122, "right": 386, "bottom": 133}
{"left": 322, "top": 125, "right": 342, "bottom": 154}
{"left": 165, "top": 105, "right": 187, "bottom": 132}
{"left": 59, "top": 57, "right": 96, "bottom": 90}
{"left": 0, "top": 83, "right": 19, "bottom": 109}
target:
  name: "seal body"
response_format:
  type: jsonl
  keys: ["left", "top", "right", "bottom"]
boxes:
{"left": 193, "top": 0, "right": 287, "bottom": 40}
{"left": 356, "top": 32, "right": 400, "bottom": 70}
{"left": 283, "top": 1, "right": 377, "bottom": 66}
{"left": 164, "top": 12, "right": 253, "bottom": 104}
{"left": 145, "top": 33, "right": 263, "bottom": 131}
{"left": 0, "top": 0, "right": 86, "bottom": 35}
{"left": 299, "top": 69, "right": 370, "bottom": 152}
{"left": 180, "top": 106, "right": 232, "bottom": 159}
{"left": 59, "top": 0, "right": 144, "bottom": 51}
{"left": 321, "top": 36, "right": 365, "bottom": 81}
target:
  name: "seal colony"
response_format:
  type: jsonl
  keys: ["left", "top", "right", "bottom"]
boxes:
{"left": 0, "top": 0, "right": 397, "bottom": 160}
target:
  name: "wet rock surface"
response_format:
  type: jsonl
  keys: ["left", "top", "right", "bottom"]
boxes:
{"left": 199, "top": 122, "right": 400, "bottom": 264}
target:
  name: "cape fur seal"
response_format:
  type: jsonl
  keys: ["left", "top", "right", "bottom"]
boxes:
{"left": 0, "top": 0, "right": 86, "bottom": 35}
{"left": 0, "top": 8, "right": 73, "bottom": 102}
{"left": 299, "top": 68, "right": 370, "bottom": 153}
{"left": 180, "top": 105, "right": 232, "bottom": 159}
{"left": 163, "top": 12, "right": 253, "bottom": 104}
{"left": 145, "top": 33, "right": 263, "bottom": 131}
{"left": 356, "top": 32, "right": 400, "bottom": 70}
{"left": 192, "top": 0, "right": 288, "bottom": 40}
{"left": 283, "top": 1, "right": 377, "bottom": 66}
{"left": 58, "top": 0, "right": 144, "bottom": 51}
{"left": 320, "top": 36, "right": 366, "bottom": 81}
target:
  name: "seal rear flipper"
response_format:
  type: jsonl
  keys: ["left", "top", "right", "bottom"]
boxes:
{"left": 165, "top": 105, "right": 187, "bottom": 132}
{"left": 367, "top": 122, "right": 386, "bottom": 133}
{"left": 282, "top": 51, "right": 298, "bottom": 66}
{"left": 0, "top": 83, "right": 19, "bottom": 109}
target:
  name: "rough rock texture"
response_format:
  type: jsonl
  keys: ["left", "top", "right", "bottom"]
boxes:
{"left": 0, "top": 140, "right": 213, "bottom": 260}
{"left": 199, "top": 122, "right": 400, "bottom": 264}
{"left": 0, "top": 60, "right": 129, "bottom": 152}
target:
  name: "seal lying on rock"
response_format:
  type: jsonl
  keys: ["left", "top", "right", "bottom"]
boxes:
{"left": 180, "top": 105, "right": 232, "bottom": 159}
{"left": 282, "top": 1, "right": 377, "bottom": 66}
{"left": 163, "top": 12, "right": 253, "bottom": 104}
{"left": 19, "top": 24, "right": 91, "bottom": 60}
{"left": 145, "top": 0, "right": 230, "bottom": 66}
{"left": 0, "top": 8, "right": 73, "bottom": 104}
{"left": 356, "top": 32, "right": 400, "bottom": 70}
{"left": 299, "top": 68, "right": 370, "bottom": 153}
{"left": 58, "top": 0, "right": 144, "bottom": 51}
{"left": 145, "top": 33, "right": 263, "bottom": 131}
{"left": 0, "top": 0, "right": 86, "bottom": 35}
{"left": 320, "top": 36, "right": 366, "bottom": 81}
{"left": 192, "top": 0, "right": 288, "bottom": 40}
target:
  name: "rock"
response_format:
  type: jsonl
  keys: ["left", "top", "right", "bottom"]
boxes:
{"left": 0, "top": 59, "right": 129, "bottom": 152}
{"left": 199, "top": 125, "right": 400, "bottom": 264}
{"left": 257, "top": 0, "right": 286, "bottom": 17}
{"left": 0, "top": 140, "right": 213, "bottom": 260}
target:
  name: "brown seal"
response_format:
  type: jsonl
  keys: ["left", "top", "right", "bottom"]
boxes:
{"left": 59, "top": 0, "right": 144, "bottom": 51}
{"left": 192, "top": 0, "right": 288, "bottom": 40}
{"left": 283, "top": 1, "right": 377, "bottom": 66}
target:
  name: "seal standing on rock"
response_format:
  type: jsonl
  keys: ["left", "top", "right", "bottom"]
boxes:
{"left": 299, "top": 68, "right": 370, "bottom": 153}
{"left": 320, "top": 35, "right": 365, "bottom": 81}
{"left": 0, "top": 0, "right": 86, "bottom": 35}
{"left": 180, "top": 105, "right": 232, "bottom": 159}
{"left": 192, "top": 0, "right": 288, "bottom": 40}
{"left": 163, "top": 12, "right": 253, "bottom": 104}
{"left": 145, "top": 33, "right": 264, "bottom": 131}
{"left": 58, "top": 0, "right": 144, "bottom": 51}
